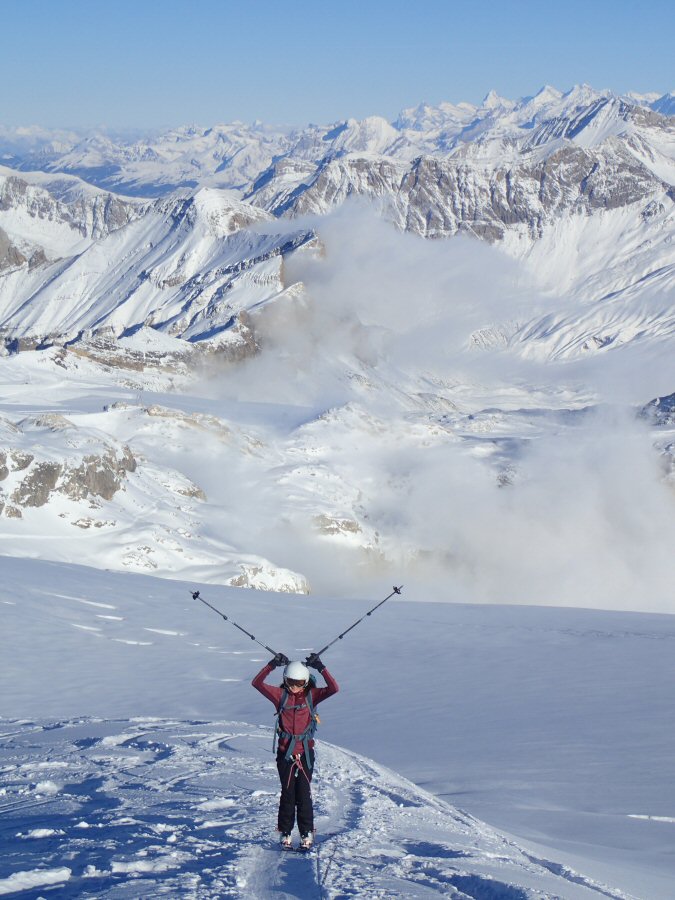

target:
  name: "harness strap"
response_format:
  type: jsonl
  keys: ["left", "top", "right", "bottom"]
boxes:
{"left": 285, "top": 753, "right": 311, "bottom": 789}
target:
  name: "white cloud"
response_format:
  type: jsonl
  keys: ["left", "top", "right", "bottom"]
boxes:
{"left": 197, "top": 205, "right": 675, "bottom": 612}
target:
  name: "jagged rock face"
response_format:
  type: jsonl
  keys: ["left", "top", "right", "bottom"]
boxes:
{"left": 0, "top": 226, "right": 27, "bottom": 271}
{"left": 10, "top": 462, "right": 62, "bottom": 508}
{"left": 640, "top": 392, "right": 675, "bottom": 426}
{"left": 0, "top": 449, "right": 35, "bottom": 482}
{"left": 0, "top": 175, "right": 144, "bottom": 243}
{"left": 0, "top": 414, "right": 138, "bottom": 517}
{"left": 257, "top": 141, "right": 666, "bottom": 241}
{"left": 58, "top": 447, "right": 137, "bottom": 502}
{"left": 1, "top": 445, "right": 137, "bottom": 515}
{"left": 313, "top": 514, "right": 362, "bottom": 536}
{"left": 227, "top": 563, "right": 310, "bottom": 594}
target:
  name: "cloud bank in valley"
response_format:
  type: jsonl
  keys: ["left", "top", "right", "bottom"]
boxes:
{"left": 203, "top": 205, "right": 675, "bottom": 613}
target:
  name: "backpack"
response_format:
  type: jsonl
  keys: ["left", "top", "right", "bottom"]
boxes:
{"left": 273, "top": 686, "right": 320, "bottom": 768}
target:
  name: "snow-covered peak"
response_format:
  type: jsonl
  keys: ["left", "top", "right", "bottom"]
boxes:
{"left": 519, "top": 84, "right": 564, "bottom": 111}
{"left": 0, "top": 83, "right": 670, "bottom": 198}
{"left": 189, "top": 187, "right": 273, "bottom": 235}
{"left": 480, "top": 88, "right": 515, "bottom": 111}
{"left": 651, "top": 91, "right": 675, "bottom": 116}
{"left": 562, "top": 82, "right": 614, "bottom": 108}
{"left": 328, "top": 116, "right": 400, "bottom": 155}
{"left": 625, "top": 90, "right": 662, "bottom": 106}
{"left": 394, "top": 99, "right": 477, "bottom": 132}
{"left": 534, "top": 83, "right": 563, "bottom": 102}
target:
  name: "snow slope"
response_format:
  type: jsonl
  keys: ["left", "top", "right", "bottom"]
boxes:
{"left": 1, "top": 719, "right": 621, "bottom": 899}
{"left": 3, "top": 557, "right": 675, "bottom": 897}
{"left": 0, "top": 182, "right": 314, "bottom": 349}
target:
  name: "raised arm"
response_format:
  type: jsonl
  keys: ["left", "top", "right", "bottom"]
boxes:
{"left": 305, "top": 653, "right": 339, "bottom": 704}
{"left": 252, "top": 653, "right": 288, "bottom": 704}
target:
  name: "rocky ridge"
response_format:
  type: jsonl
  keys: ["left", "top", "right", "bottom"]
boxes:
{"left": 0, "top": 179, "right": 317, "bottom": 354}
{"left": 0, "top": 413, "right": 137, "bottom": 519}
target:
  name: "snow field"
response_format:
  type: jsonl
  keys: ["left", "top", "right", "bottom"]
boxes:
{"left": 2, "top": 557, "right": 675, "bottom": 896}
{"left": 0, "top": 719, "right": 629, "bottom": 899}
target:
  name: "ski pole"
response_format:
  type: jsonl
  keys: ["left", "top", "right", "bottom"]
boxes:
{"left": 191, "top": 590, "right": 279, "bottom": 656}
{"left": 309, "top": 586, "right": 402, "bottom": 660}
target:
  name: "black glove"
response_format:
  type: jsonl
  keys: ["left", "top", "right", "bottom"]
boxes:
{"left": 269, "top": 652, "right": 289, "bottom": 668}
{"left": 305, "top": 653, "right": 325, "bottom": 672}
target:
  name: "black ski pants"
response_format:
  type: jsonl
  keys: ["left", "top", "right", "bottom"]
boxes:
{"left": 276, "top": 748, "right": 314, "bottom": 835}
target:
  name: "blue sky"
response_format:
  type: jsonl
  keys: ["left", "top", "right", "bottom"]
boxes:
{"left": 3, "top": 0, "right": 673, "bottom": 128}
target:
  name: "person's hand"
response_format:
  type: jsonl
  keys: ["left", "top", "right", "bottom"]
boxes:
{"left": 305, "top": 653, "right": 325, "bottom": 672}
{"left": 269, "top": 653, "right": 289, "bottom": 668}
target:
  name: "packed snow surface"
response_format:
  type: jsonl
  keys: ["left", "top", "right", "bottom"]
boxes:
{"left": 2, "top": 559, "right": 675, "bottom": 897}
{"left": 1, "top": 718, "right": 626, "bottom": 899}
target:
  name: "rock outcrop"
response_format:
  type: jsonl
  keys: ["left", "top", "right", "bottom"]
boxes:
{"left": 0, "top": 415, "right": 138, "bottom": 517}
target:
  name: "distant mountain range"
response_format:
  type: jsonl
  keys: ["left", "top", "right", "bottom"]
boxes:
{"left": 1, "top": 84, "right": 673, "bottom": 201}
{"left": 0, "top": 83, "right": 673, "bottom": 355}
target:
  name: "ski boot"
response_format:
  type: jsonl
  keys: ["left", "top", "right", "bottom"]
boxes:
{"left": 280, "top": 832, "right": 292, "bottom": 850}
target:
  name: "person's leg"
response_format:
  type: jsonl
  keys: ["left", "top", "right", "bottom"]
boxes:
{"left": 295, "top": 749, "right": 315, "bottom": 836}
{"left": 276, "top": 753, "right": 296, "bottom": 834}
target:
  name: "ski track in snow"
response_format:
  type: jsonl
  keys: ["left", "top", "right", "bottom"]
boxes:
{"left": 0, "top": 719, "right": 633, "bottom": 899}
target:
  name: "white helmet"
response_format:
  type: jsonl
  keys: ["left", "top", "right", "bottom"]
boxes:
{"left": 283, "top": 661, "right": 310, "bottom": 685}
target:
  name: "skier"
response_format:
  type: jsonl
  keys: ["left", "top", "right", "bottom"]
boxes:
{"left": 252, "top": 651, "right": 339, "bottom": 850}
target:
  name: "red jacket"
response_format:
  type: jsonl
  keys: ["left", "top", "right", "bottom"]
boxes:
{"left": 252, "top": 663, "right": 339, "bottom": 755}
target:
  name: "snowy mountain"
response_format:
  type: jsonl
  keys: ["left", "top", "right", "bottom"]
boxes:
{"left": 2, "top": 83, "right": 675, "bottom": 899}
{"left": 650, "top": 92, "right": 675, "bottom": 117}
{"left": 2, "top": 84, "right": 674, "bottom": 202}
{"left": 0, "top": 166, "right": 145, "bottom": 272}
{"left": 0, "top": 83, "right": 674, "bottom": 603}
{"left": 0, "top": 84, "right": 673, "bottom": 605}
{"left": 0, "top": 86, "right": 673, "bottom": 354}
{"left": 0, "top": 173, "right": 315, "bottom": 354}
